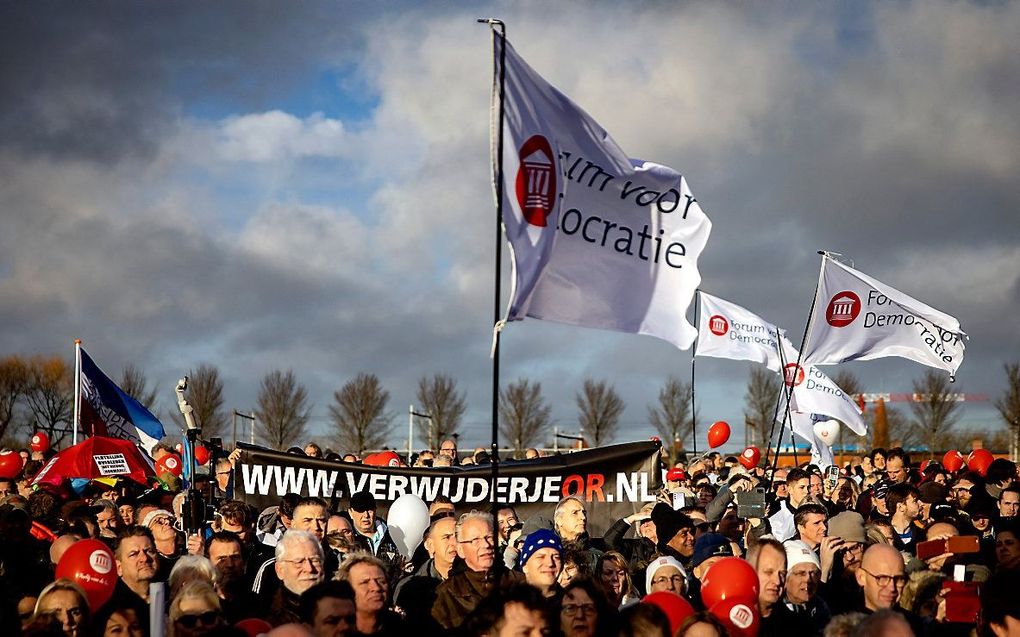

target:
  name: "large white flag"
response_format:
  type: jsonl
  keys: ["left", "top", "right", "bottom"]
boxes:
{"left": 695, "top": 292, "right": 788, "bottom": 372}
{"left": 802, "top": 255, "right": 966, "bottom": 377}
{"left": 494, "top": 36, "right": 712, "bottom": 350}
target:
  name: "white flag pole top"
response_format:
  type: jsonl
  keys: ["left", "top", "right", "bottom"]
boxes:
{"left": 73, "top": 339, "right": 82, "bottom": 445}
{"left": 802, "top": 254, "right": 966, "bottom": 378}
{"left": 695, "top": 292, "right": 787, "bottom": 372}
{"left": 495, "top": 38, "right": 712, "bottom": 350}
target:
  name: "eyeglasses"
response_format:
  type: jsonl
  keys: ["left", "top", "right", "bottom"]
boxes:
{"left": 860, "top": 568, "right": 907, "bottom": 588}
{"left": 651, "top": 575, "right": 685, "bottom": 587}
{"left": 459, "top": 535, "right": 495, "bottom": 547}
{"left": 280, "top": 557, "right": 324, "bottom": 569}
{"left": 562, "top": 603, "right": 596, "bottom": 617}
{"left": 175, "top": 611, "right": 221, "bottom": 628}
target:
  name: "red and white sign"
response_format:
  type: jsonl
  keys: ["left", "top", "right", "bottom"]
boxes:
{"left": 825, "top": 291, "right": 861, "bottom": 327}
{"left": 783, "top": 363, "right": 805, "bottom": 387}
{"left": 709, "top": 315, "right": 729, "bottom": 336}
{"left": 515, "top": 135, "right": 556, "bottom": 227}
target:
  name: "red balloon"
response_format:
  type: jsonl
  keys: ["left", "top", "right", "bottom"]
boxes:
{"left": 30, "top": 431, "right": 50, "bottom": 453}
{"left": 236, "top": 619, "right": 273, "bottom": 637}
{"left": 364, "top": 451, "right": 400, "bottom": 467}
{"left": 701, "top": 557, "right": 759, "bottom": 608}
{"left": 967, "top": 449, "right": 994, "bottom": 477}
{"left": 156, "top": 453, "right": 183, "bottom": 478}
{"left": 942, "top": 450, "right": 965, "bottom": 473}
{"left": 0, "top": 449, "right": 24, "bottom": 478}
{"left": 709, "top": 598, "right": 760, "bottom": 637}
{"left": 739, "top": 446, "right": 761, "bottom": 469}
{"left": 707, "top": 421, "right": 731, "bottom": 449}
{"left": 55, "top": 538, "right": 116, "bottom": 610}
{"left": 194, "top": 445, "right": 210, "bottom": 466}
{"left": 643, "top": 592, "right": 695, "bottom": 635}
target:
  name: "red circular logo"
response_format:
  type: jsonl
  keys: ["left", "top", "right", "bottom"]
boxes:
{"left": 515, "top": 135, "right": 557, "bottom": 227}
{"left": 825, "top": 291, "right": 861, "bottom": 327}
{"left": 708, "top": 315, "right": 729, "bottom": 336}
{"left": 165, "top": 457, "right": 178, "bottom": 469}
{"left": 783, "top": 363, "right": 805, "bottom": 387}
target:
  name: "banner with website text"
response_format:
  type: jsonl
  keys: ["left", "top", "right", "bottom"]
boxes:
{"left": 234, "top": 440, "right": 662, "bottom": 533}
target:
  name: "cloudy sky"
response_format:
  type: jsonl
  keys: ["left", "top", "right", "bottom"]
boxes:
{"left": 1, "top": 1, "right": 1017, "bottom": 454}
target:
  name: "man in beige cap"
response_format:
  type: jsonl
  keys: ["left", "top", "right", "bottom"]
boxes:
{"left": 820, "top": 510, "right": 867, "bottom": 616}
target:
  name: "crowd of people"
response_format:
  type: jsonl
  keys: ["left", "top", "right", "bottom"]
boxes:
{"left": 1, "top": 437, "right": 1019, "bottom": 637}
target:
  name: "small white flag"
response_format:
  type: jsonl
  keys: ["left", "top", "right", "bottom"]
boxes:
{"left": 695, "top": 292, "right": 788, "bottom": 372}
{"left": 494, "top": 36, "right": 712, "bottom": 350}
{"left": 785, "top": 361, "right": 867, "bottom": 436}
{"left": 802, "top": 255, "right": 966, "bottom": 377}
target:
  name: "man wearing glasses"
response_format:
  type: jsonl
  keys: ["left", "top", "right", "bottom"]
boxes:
{"left": 270, "top": 529, "right": 325, "bottom": 626}
{"left": 432, "top": 511, "right": 523, "bottom": 628}
{"left": 854, "top": 544, "right": 913, "bottom": 621}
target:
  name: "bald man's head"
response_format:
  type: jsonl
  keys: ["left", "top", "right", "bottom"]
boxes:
{"left": 856, "top": 544, "right": 906, "bottom": 611}
{"left": 49, "top": 534, "right": 79, "bottom": 565}
{"left": 266, "top": 624, "right": 314, "bottom": 637}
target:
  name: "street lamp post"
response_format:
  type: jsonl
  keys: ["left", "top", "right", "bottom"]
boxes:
{"left": 408, "top": 405, "right": 432, "bottom": 459}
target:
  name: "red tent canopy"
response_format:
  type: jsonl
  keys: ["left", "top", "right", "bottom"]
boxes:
{"left": 31, "top": 436, "right": 155, "bottom": 488}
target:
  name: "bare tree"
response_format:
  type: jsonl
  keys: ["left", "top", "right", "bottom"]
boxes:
{"left": 330, "top": 373, "right": 392, "bottom": 454}
{"left": 23, "top": 355, "right": 74, "bottom": 446}
{"left": 499, "top": 379, "right": 552, "bottom": 458}
{"left": 170, "top": 364, "right": 228, "bottom": 438}
{"left": 0, "top": 355, "right": 29, "bottom": 442}
{"left": 648, "top": 376, "right": 692, "bottom": 462}
{"left": 120, "top": 363, "right": 158, "bottom": 412}
{"left": 256, "top": 369, "right": 311, "bottom": 450}
{"left": 995, "top": 362, "right": 1020, "bottom": 459}
{"left": 415, "top": 374, "right": 466, "bottom": 449}
{"left": 743, "top": 367, "right": 781, "bottom": 448}
{"left": 576, "top": 378, "right": 625, "bottom": 447}
{"left": 910, "top": 370, "right": 962, "bottom": 458}
{"left": 884, "top": 404, "right": 919, "bottom": 450}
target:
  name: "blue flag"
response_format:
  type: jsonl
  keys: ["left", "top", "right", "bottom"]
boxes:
{"left": 79, "top": 348, "right": 166, "bottom": 455}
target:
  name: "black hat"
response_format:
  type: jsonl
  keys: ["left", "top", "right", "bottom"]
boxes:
{"left": 349, "top": 490, "right": 376, "bottom": 513}
{"left": 651, "top": 502, "right": 693, "bottom": 551}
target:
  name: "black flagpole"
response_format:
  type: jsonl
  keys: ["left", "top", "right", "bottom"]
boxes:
{"left": 769, "top": 251, "right": 826, "bottom": 476}
{"left": 480, "top": 17, "right": 507, "bottom": 546}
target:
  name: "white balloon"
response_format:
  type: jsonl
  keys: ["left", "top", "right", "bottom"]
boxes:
{"left": 386, "top": 494, "right": 430, "bottom": 559}
{"left": 813, "top": 419, "right": 840, "bottom": 447}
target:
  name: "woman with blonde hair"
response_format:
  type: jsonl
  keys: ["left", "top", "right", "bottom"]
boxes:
{"left": 168, "top": 580, "right": 224, "bottom": 637}
{"left": 34, "top": 578, "right": 90, "bottom": 637}
{"left": 168, "top": 555, "right": 218, "bottom": 599}
{"left": 595, "top": 551, "right": 636, "bottom": 607}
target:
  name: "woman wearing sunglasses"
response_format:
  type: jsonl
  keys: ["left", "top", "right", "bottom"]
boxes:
{"left": 168, "top": 581, "right": 225, "bottom": 637}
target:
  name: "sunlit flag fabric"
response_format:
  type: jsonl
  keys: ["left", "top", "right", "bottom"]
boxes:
{"left": 780, "top": 335, "right": 866, "bottom": 436}
{"left": 695, "top": 292, "right": 788, "bottom": 372}
{"left": 79, "top": 348, "right": 166, "bottom": 456}
{"left": 802, "top": 255, "right": 966, "bottom": 378}
{"left": 493, "top": 36, "right": 712, "bottom": 350}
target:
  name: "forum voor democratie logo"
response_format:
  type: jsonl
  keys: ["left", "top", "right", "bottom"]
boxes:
{"left": 783, "top": 363, "right": 805, "bottom": 387}
{"left": 515, "top": 135, "right": 557, "bottom": 227}
{"left": 825, "top": 290, "right": 861, "bottom": 328}
{"left": 709, "top": 315, "right": 729, "bottom": 336}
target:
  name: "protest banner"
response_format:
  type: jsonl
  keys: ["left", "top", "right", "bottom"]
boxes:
{"left": 234, "top": 440, "right": 662, "bottom": 533}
